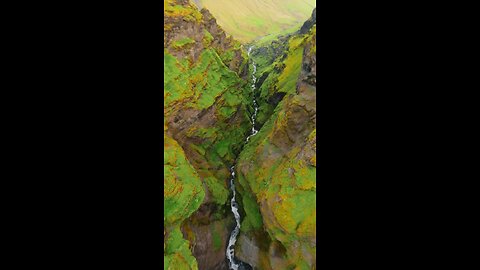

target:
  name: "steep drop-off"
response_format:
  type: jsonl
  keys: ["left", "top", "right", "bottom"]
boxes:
{"left": 234, "top": 9, "right": 317, "bottom": 270}
{"left": 164, "top": 1, "right": 316, "bottom": 269}
{"left": 164, "top": 0, "right": 251, "bottom": 269}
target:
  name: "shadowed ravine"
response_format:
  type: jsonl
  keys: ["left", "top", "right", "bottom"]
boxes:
{"left": 164, "top": 2, "right": 316, "bottom": 268}
{"left": 226, "top": 46, "right": 257, "bottom": 270}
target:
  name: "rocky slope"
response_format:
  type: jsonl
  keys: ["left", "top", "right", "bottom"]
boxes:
{"left": 164, "top": 0, "right": 248, "bottom": 78}
{"left": 234, "top": 9, "right": 317, "bottom": 270}
{"left": 245, "top": 8, "right": 316, "bottom": 131}
{"left": 164, "top": 0, "right": 251, "bottom": 269}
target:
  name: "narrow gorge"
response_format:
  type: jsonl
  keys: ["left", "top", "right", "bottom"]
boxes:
{"left": 226, "top": 47, "right": 258, "bottom": 270}
{"left": 164, "top": 1, "right": 316, "bottom": 269}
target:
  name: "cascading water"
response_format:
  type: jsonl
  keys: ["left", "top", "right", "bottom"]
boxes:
{"left": 226, "top": 46, "right": 258, "bottom": 270}
{"left": 246, "top": 48, "right": 259, "bottom": 143}
{"left": 226, "top": 166, "right": 241, "bottom": 270}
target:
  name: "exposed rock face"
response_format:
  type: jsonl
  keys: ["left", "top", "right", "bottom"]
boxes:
{"left": 248, "top": 33, "right": 305, "bottom": 130}
{"left": 299, "top": 8, "right": 317, "bottom": 35}
{"left": 235, "top": 10, "right": 317, "bottom": 270}
{"left": 164, "top": 1, "right": 250, "bottom": 269}
{"left": 181, "top": 203, "right": 232, "bottom": 270}
{"left": 164, "top": 2, "right": 316, "bottom": 269}
{"left": 164, "top": 133, "right": 205, "bottom": 270}
{"left": 164, "top": 0, "right": 247, "bottom": 78}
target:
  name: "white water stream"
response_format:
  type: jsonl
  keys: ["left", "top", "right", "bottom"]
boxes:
{"left": 226, "top": 46, "right": 258, "bottom": 270}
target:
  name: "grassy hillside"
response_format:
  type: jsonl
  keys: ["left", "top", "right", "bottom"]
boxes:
{"left": 194, "top": 0, "right": 315, "bottom": 43}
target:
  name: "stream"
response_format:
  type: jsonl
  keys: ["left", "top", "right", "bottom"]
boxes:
{"left": 226, "top": 46, "right": 258, "bottom": 270}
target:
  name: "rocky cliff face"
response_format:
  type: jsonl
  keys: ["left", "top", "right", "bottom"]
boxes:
{"left": 164, "top": 133, "right": 205, "bottom": 270}
{"left": 164, "top": 0, "right": 251, "bottom": 269}
{"left": 164, "top": 2, "right": 316, "bottom": 269}
{"left": 234, "top": 12, "right": 316, "bottom": 270}
{"left": 247, "top": 7, "right": 316, "bottom": 132}
{"left": 298, "top": 8, "right": 316, "bottom": 35}
{"left": 164, "top": 0, "right": 247, "bottom": 78}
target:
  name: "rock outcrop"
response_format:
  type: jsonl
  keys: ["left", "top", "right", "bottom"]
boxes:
{"left": 164, "top": 1, "right": 250, "bottom": 269}
{"left": 164, "top": 133, "right": 205, "bottom": 270}
{"left": 164, "top": 0, "right": 248, "bottom": 78}
{"left": 164, "top": 2, "right": 316, "bottom": 269}
{"left": 235, "top": 11, "right": 317, "bottom": 270}
{"left": 298, "top": 8, "right": 317, "bottom": 35}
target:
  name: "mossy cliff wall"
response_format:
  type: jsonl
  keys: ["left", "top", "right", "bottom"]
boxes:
{"left": 164, "top": 2, "right": 316, "bottom": 269}
{"left": 164, "top": 0, "right": 250, "bottom": 269}
{"left": 164, "top": 133, "right": 205, "bottom": 270}
{"left": 234, "top": 11, "right": 316, "bottom": 270}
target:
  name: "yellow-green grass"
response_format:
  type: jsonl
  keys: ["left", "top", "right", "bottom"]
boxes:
{"left": 254, "top": 21, "right": 305, "bottom": 46}
{"left": 195, "top": 0, "right": 315, "bottom": 43}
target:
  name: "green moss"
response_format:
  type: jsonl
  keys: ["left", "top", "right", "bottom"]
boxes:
{"left": 189, "top": 127, "right": 218, "bottom": 140}
{"left": 276, "top": 42, "right": 303, "bottom": 94}
{"left": 192, "top": 143, "right": 207, "bottom": 156}
{"left": 164, "top": 135, "right": 205, "bottom": 225}
{"left": 213, "top": 139, "right": 230, "bottom": 158}
{"left": 164, "top": 0, "right": 202, "bottom": 22}
{"left": 218, "top": 106, "right": 236, "bottom": 118}
{"left": 212, "top": 227, "right": 222, "bottom": 251}
{"left": 164, "top": 226, "right": 199, "bottom": 270}
{"left": 220, "top": 49, "right": 235, "bottom": 64}
{"left": 173, "top": 37, "right": 195, "bottom": 49}
{"left": 191, "top": 49, "right": 241, "bottom": 109}
{"left": 238, "top": 183, "right": 263, "bottom": 232}
{"left": 294, "top": 260, "right": 311, "bottom": 270}
{"left": 163, "top": 1, "right": 265, "bottom": 269}
{"left": 288, "top": 190, "right": 315, "bottom": 230}
{"left": 164, "top": 52, "right": 193, "bottom": 108}
{"left": 235, "top": 23, "right": 317, "bottom": 268}
{"left": 164, "top": 48, "right": 246, "bottom": 113}
{"left": 204, "top": 176, "right": 229, "bottom": 205}
{"left": 203, "top": 29, "right": 214, "bottom": 46}
{"left": 164, "top": 135, "right": 206, "bottom": 269}
{"left": 308, "top": 129, "right": 316, "bottom": 141}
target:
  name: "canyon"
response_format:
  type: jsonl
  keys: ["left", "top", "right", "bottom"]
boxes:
{"left": 164, "top": 1, "right": 316, "bottom": 269}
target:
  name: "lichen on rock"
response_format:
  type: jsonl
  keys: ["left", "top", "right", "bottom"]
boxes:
{"left": 234, "top": 9, "right": 317, "bottom": 270}
{"left": 164, "top": 2, "right": 316, "bottom": 269}
{"left": 164, "top": 1, "right": 252, "bottom": 269}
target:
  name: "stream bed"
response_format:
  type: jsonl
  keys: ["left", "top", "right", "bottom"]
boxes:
{"left": 225, "top": 46, "right": 258, "bottom": 270}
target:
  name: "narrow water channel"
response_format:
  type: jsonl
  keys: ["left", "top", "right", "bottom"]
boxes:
{"left": 226, "top": 46, "right": 258, "bottom": 270}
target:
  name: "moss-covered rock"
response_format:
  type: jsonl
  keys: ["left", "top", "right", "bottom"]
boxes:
{"left": 164, "top": 2, "right": 316, "bottom": 269}
{"left": 164, "top": 134, "right": 204, "bottom": 270}
{"left": 164, "top": 0, "right": 248, "bottom": 78}
{"left": 234, "top": 11, "right": 317, "bottom": 269}
{"left": 164, "top": 1, "right": 251, "bottom": 269}
{"left": 164, "top": 47, "right": 250, "bottom": 206}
